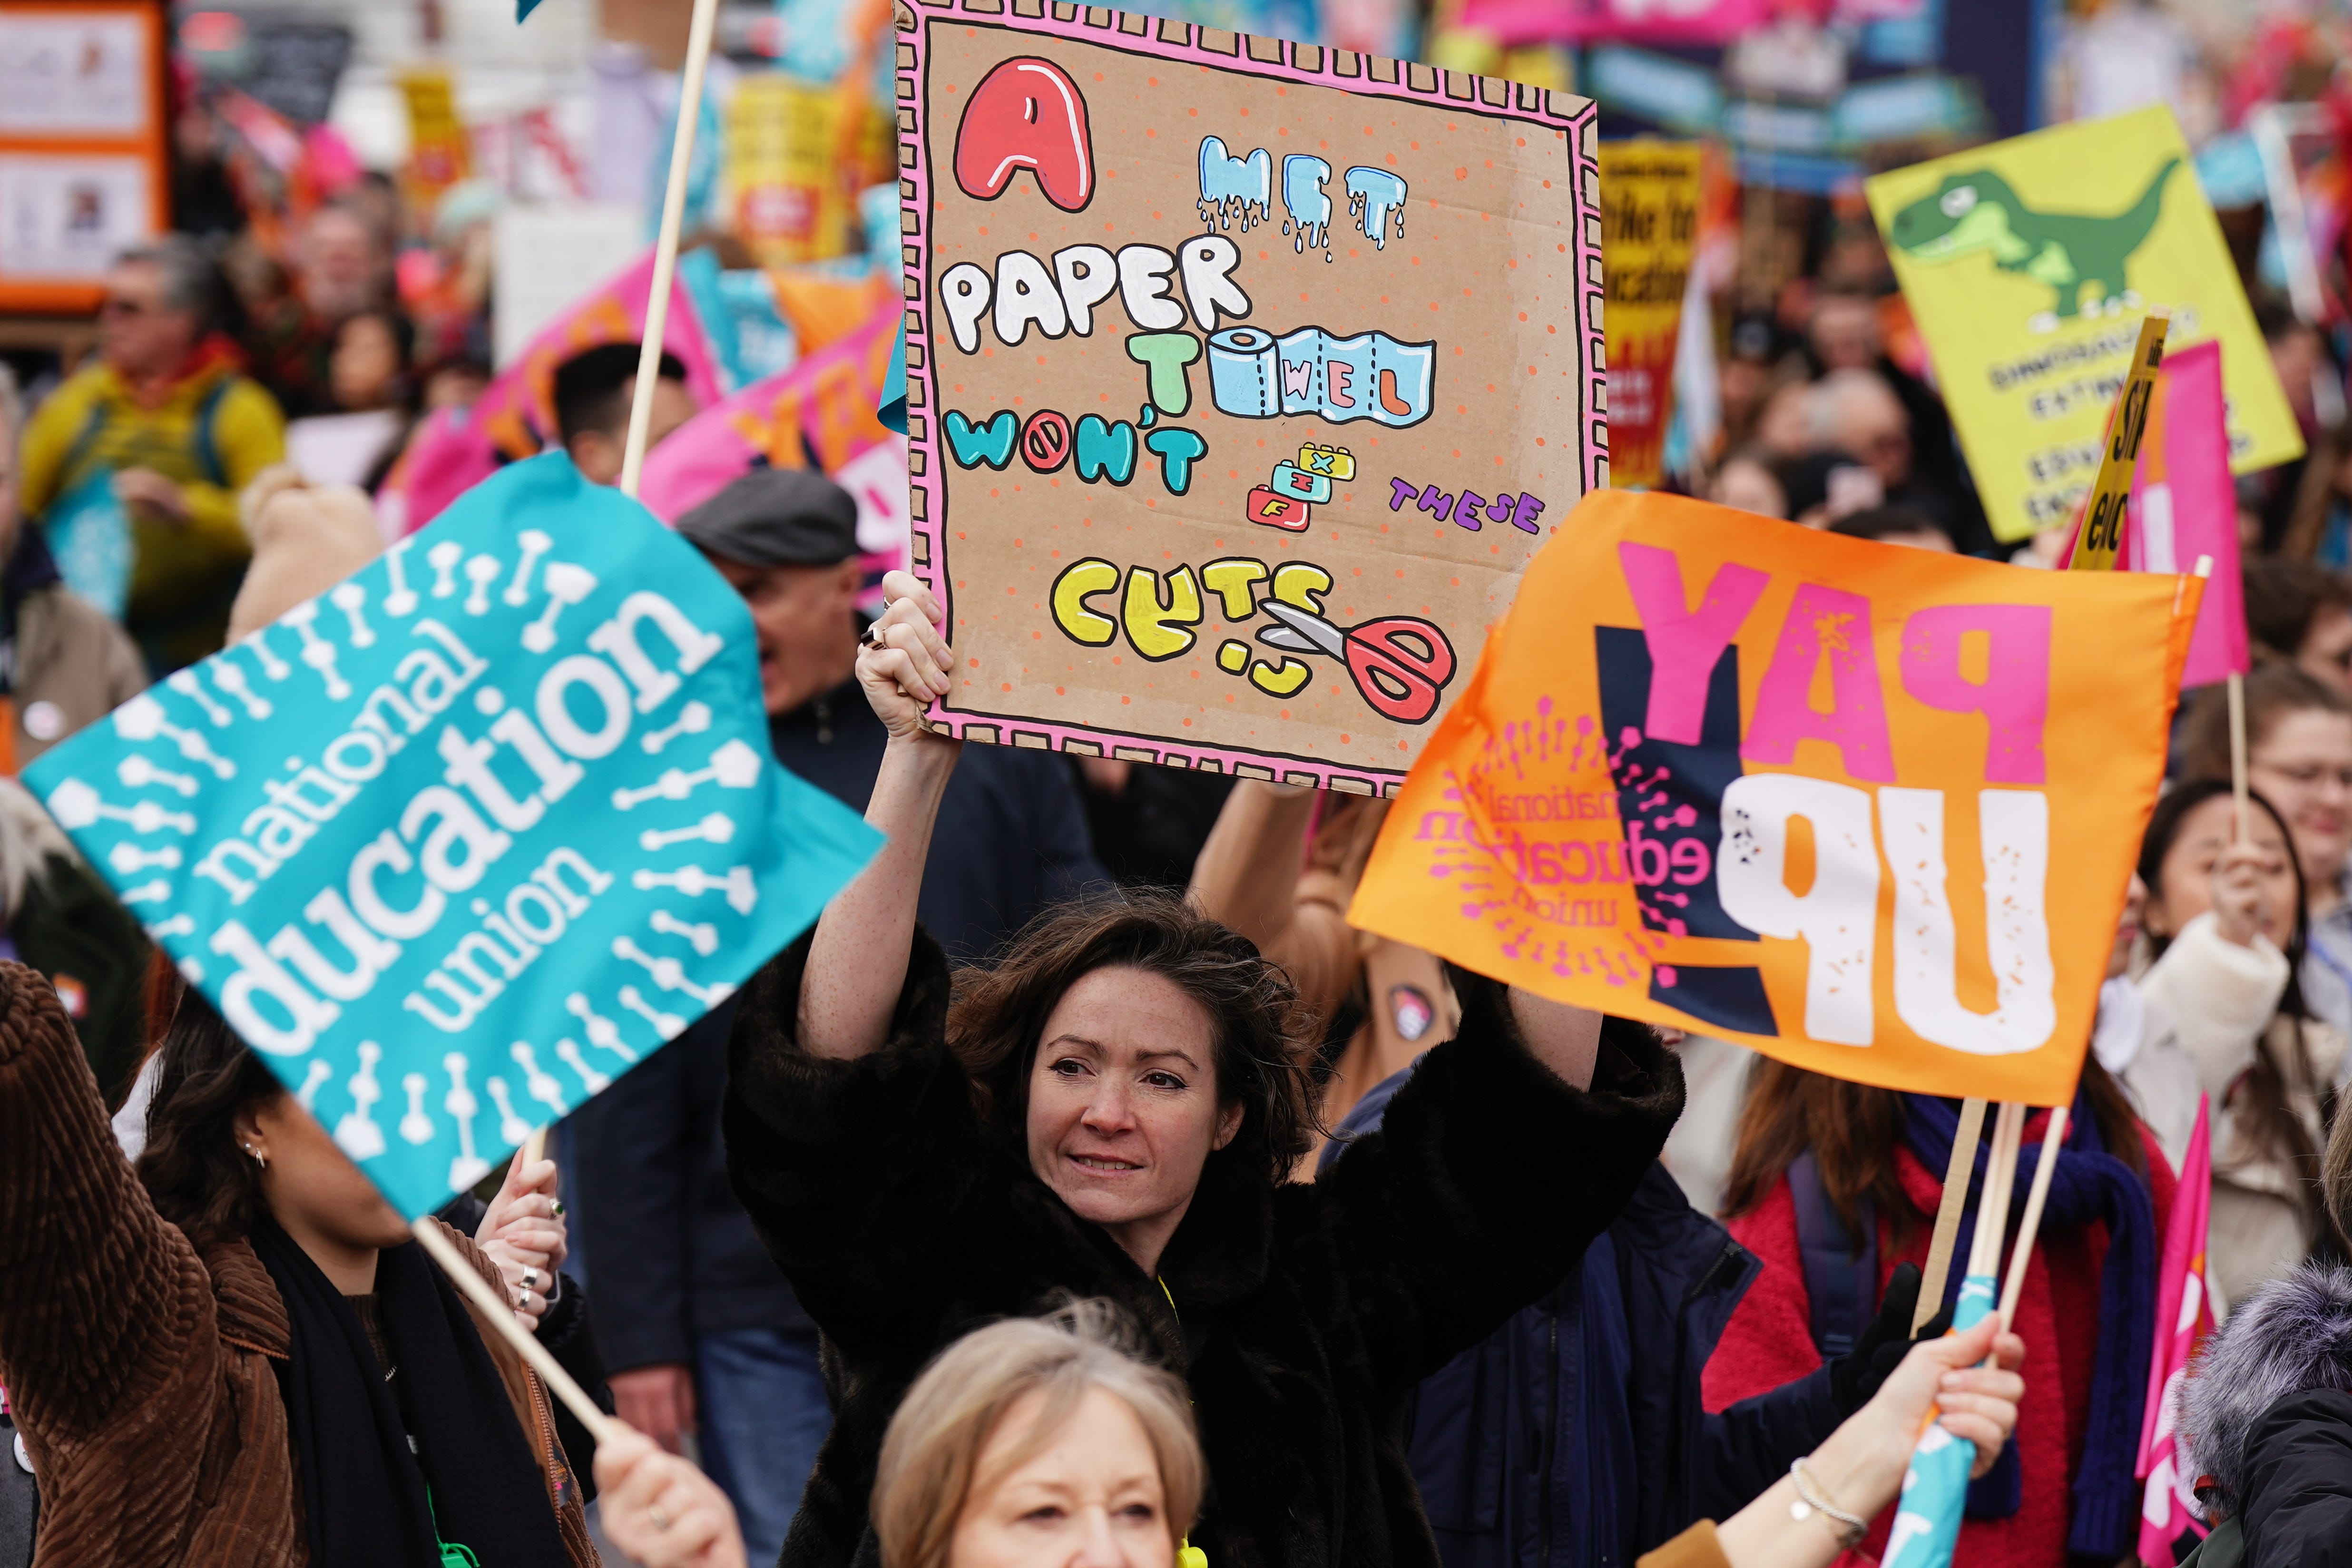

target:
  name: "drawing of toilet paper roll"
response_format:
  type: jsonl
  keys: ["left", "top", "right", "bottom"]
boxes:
{"left": 1207, "top": 325, "right": 1435, "bottom": 428}
{"left": 1207, "top": 327, "right": 1281, "bottom": 418}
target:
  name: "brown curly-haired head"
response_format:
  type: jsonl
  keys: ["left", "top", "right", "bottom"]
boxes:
{"left": 946, "top": 891, "right": 1318, "bottom": 1189}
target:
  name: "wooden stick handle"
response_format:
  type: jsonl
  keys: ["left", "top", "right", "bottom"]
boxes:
{"left": 1915, "top": 1097, "right": 1988, "bottom": 1333}
{"left": 411, "top": 1216, "right": 617, "bottom": 1442}
{"left": 617, "top": 0, "right": 724, "bottom": 500}
{"left": 1969, "top": 1102, "right": 2026, "bottom": 1283}
{"left": 1998, "top": 1105, "right": 2069, "bottom": 1333}
{"left": 520, "top": 1125, "right": 549, "bottom": 1169}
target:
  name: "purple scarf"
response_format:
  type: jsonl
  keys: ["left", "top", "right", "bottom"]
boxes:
{"left": 1901, "top": 1092, "right": 2156, "bottom": 1558}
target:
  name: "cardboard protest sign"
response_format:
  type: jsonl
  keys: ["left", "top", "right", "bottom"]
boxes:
{"left": 26, "top": 455, "right": 880, "bottom": 1218}
{"left": 1867, "top": 104, "right": 2300, "bottom": 545}
{"left": 1347, "top": 490, "right": 2198, "bottom": 1106}
{"left": 1597, "top": 139, "right": 1699, "bottom": 490}
{"left": 895, "top": 4, "right": 1604, "bottom": 793}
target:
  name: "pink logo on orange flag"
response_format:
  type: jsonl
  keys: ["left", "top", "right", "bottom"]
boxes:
{"left": 1348, "top": 490, "right": 2201, "bottom": 1105}
{"left": 397, "top": 250, "right": 726, "bottom": 531}
{"left": 2137, "top": 1095, "right": 2215, "bottom": 1562}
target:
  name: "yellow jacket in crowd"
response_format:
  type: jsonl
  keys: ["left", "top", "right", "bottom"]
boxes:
{"left": 18, "top": 345, "right": 285, "bottom": 670}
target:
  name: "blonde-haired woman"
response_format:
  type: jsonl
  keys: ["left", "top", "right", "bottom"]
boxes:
{"left": 874, "top": 1301, "right": 1202, "bottom": 1568}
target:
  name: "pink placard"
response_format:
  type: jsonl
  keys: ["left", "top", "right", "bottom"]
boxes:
{"left": 1455, "top": 0, "right": 1770, "bottom": 48}
{"left": 2124, "top": 340, "right": 2248, "bottom": 688}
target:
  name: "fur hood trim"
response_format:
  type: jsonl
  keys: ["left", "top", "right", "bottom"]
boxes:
{"left": 2180, "top": 1262, "right": 2352, "bottom": 1508}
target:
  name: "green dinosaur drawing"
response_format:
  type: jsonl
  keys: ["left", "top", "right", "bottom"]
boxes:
{"left": 1889, "top": 158, "right": 2180, "bottom": 330}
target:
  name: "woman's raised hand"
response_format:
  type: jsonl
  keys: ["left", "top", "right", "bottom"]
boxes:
{"left": 2209, "top": 837, "right": 2275, "bottom": 949}
{"left": 477, "top": 1148, "right": 567, "bottom": 1330}
{"left": 857, "top": 570, "right": 955, "bottom": 742}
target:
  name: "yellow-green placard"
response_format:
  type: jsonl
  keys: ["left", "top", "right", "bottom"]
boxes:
{"left": 1867, "top": 104, "right": 2300, "bottom": 544}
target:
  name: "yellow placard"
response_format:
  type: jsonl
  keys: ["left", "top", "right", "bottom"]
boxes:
{"left": 1868, "top": 104, "right": 2301, "bottom": 544}
{"left": 397, "top": 67, "right": 471, "bottom": 200}
{"left": 2068, "top": 308, "right": 2166, "bottom": 573}
{"left": 1348, "top": 489, "right": 2201, "bottom": 1106}
{"left": 723, "top": 75, "right": 860, "bottom": 267}
{"left": 1597, "top": 140, "right": 1700, "bottom": 491}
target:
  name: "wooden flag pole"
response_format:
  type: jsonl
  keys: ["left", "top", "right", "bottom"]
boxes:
{"left": 616, "top": 0, "right": 724, "bottom": 500}
{"left": 1915, "top": 1097, "right": 1989, "bottom": 1333}
{"left": 1997, "top": 1104, "right": 2070, "bottom": 1333}
{"left": 1971, "top": 1102, "right": 2026, "bottom": 1285}
{"left": 413, "top": 1216, "right": 617, "bottom": 1441}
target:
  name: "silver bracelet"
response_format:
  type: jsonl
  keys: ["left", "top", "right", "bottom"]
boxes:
{"left": 1788, "top": 1456, "right": 1868, "bottom": 1547}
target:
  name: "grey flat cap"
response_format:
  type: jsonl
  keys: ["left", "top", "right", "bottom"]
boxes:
{"left": 676, "top": 467, "right": 860, "bottom": 567}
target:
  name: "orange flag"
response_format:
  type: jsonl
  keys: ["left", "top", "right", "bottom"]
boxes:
{"left": 1348, "top": 490, "right": 2201, "bottom": 1105}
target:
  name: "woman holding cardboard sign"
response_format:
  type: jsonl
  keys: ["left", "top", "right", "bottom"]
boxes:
{"left": 722, "top": 569, "right": 1684, "bottom": 1568}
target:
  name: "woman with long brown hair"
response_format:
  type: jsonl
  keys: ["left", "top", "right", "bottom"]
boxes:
{"left": 722, "top": 571, "right": 1684, "bottom": 1568}
{"left": 1700, "top": 996, "right": 2173, "bottom": 1566}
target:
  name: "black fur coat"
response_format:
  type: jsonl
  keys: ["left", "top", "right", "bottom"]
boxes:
{"left": 723, "top": 930, "right": 1682, "bottom": 1568}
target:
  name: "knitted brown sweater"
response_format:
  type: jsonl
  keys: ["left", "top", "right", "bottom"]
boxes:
{"left": 0, "top": 961, "right": 598, "bottom": 1566}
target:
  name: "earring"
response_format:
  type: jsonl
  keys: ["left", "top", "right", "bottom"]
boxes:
{"left": 244, "top": 1145, "right": 267, "bottom": 1168}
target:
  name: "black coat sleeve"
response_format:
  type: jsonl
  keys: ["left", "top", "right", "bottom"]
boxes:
{"left": 568, "top": 1010, "right": 702, "bottom": 1372}
{"left": 1694, "top": 1365, "right": 1842, "bottom": 1524}
{"left": 722, "top": 924, "right": 1007, "bottom": 1358}
{"left": 2239, "top": 1388, "right": 2352, "bottom": 1568}
{"left": 1310, "top": 967, "right": 1683, "bottom": 1387}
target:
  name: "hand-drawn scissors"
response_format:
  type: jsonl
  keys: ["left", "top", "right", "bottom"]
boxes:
{"left": 1254, "top": 599, "right": 1457, "bottom": 724}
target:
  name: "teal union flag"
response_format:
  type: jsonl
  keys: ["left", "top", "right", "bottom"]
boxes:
{"left": 27, "top": 454, "right": 880, "bottom": 1218}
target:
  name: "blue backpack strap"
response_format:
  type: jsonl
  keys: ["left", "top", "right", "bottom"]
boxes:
{"left": 1788, "top": 1151, "right": 1877, "bottom": 1359}
{"left": 190, "top": 375, "right": 233, "bottom": 489}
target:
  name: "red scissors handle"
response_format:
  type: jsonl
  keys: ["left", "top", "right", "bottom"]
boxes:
{"left": 1343, "top": 617, "right": 1457, "bottom": 724}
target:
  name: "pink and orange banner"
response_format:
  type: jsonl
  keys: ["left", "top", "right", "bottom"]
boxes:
{"left": 637, "top": 304, "right": 910, "bottom": 584}
{"left": 637, "top": 304, "right": 901, "bottom": 522}
{"left": 396, "top": 250, "right": 726, "bottom": 531}
{"left": 1350, "top": 490, "right": 2200, "bottom": 1106}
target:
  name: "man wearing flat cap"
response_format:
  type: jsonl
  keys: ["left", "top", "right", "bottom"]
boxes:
{"left": 570, "top": 467, "right": 1106, "bottom": 1562}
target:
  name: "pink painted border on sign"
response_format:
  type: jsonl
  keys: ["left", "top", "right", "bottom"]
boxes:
{"left": 893, "top": 0, "right": 1606, "bottom": 794}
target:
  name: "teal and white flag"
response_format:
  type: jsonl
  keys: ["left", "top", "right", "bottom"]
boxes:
{"left": 26, "top": 454, "right": 880, "bottom": 1218}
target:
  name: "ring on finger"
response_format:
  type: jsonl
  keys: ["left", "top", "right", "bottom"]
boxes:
{"left": 649, "top": 1503, "right": 673, "bottom": 1531}
{"left": 521, "top": 1267, "right": 540, "bottom": 1293}
{"left": 861, "top": 621, "right": 888, "bottom": 650}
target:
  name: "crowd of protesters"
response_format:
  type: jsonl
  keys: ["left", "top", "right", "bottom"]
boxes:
{"left": 15, "top": 58, "right": 2352, "bottom": 1568}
